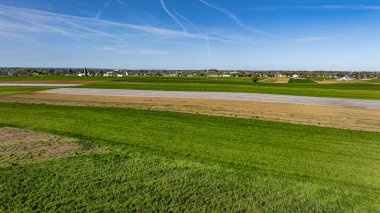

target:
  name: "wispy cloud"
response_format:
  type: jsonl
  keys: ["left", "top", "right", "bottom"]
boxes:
{"left": 0, "top": 4, "right": 192, "bottom": 40}
{"left": 95, "top": 0, "right": 112, "bottom": 19}
{"left": 197, "top": 0, "right": 273, "bottom": 37}
{"left": 295, "top": 36, "right": 332, "bottom": 42}
{"left": 174, "top": 11, "right": 211, "bottom": 54}
{"left": 205, "top": 33, "right": 211, "bottom": 54}
{"left": 293, "top": 5, "right": 380, "bottom": 11}
{"left": 246, "top": 5, "right": 380, "bottom": 11}
{"left": 97, "top": 46, "right": 169, "bottom": 55}
{"left": 0, "top": 3, "right": 264, "bottom": 53}
{"left": 295, "top": 36, "right": 359, "bottom": 43}
{"left": 115, "top": 0, "right": 126, "bottom": 6}
{"left": 159, "top": 0, "right": 187, "bottom": 33}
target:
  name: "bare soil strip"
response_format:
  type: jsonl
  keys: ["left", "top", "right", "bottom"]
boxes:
{"left": 2, "top": 93, "right": 380, "bottom": 132}
{"left": 41, "top": 88, "right": 380, "bottom": 110}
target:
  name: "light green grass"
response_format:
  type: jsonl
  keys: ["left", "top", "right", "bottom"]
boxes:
{"left": 113, "top": 76, "right": 254, "bottom": 85}
{"left": 0, "top": 102, "right": 379, "bottom": 211}
{"left": 288, "top": 78, "right": 316, "bottom": 83}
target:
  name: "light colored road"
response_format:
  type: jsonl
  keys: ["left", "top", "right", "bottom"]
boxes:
{"left": 40, "top": 88, "right": 380, "bottom": 110}
{"left": 0, "top": 83, "right": 81, "bottom": 87}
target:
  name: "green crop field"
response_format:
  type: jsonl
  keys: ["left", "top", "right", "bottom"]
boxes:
{"left": 288, "top": 78, "right": 316, "bottom": 83}
{"left": 114, "top": 76, "right": 255, "bottom": 85}
{"left": 0, "top": 76, "right": 254, "bottom": 84}
{"left": 0, "top": 75, "right": 116, "bottom": 81}
{"left": 1, "top": 75, "right": 380, "bottom": 99}
{"left": 79, "top": 81, "right": 380, "bottom": 100}
{"left": 1, "top": 102, "right": 379, "bottom": 212}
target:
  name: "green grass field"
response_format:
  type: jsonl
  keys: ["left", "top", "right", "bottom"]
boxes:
{"left": 0, "top": 75, "right": 254, "bottom": 84}
{"left": 0, "top": 87, "right": 54, "bottom": 95}
{"left": 369, "top": 79, "right": 380, "bottom": 83}
{"left": 2, "top": 75, "right": 380, "bottom": 99}
{"left": 0, "top": 75, "right": 116, "bottom": 81}
{"left": 79, "top": 81, "right": 380, "bottom": 100}
{"left": 1, "top": 102, "right": 379, "bottom": 212}
{"left": 288, "top": 78, "right": 316, "bottom": 83}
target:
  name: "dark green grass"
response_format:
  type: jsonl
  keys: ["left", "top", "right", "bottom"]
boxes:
{"left": 113, "top": 76, "right": 254, "bottom": 85}
{"left": 369, "top": 79, "right": 380, "bottom": 83}
{"left": 288, "top": 78, "right": 316, "bottom": 83}
{"left": 110, "top": 76, "right": 380, "bottom": 90}
{"left": 79, "top": 81, "right": 380, "bottom": 100}
{"left": 0, "top": 103, "right": 379, "bottom": 211}
{"left": 0, "top": 76, "right": 252, "bottom": 84}
{"left": 0, "top": 87, "right": 54, "bottom": 95}
{"left": 0, "top": 75, "right": 114, "bottom": 81}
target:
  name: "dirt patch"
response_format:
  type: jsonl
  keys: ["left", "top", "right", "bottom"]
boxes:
{"left": 265, "top": 78, "right": 289, "bottom": 83}
{"left": 0, "top": 127, "right": 100, "bottom": 167}
{"left": 2, "top": 93, "right": 380, "bottom": 132}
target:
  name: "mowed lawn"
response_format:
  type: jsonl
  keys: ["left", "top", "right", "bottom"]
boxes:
{"left": 2, "top": 76, "right": 380, "bottom": 99}
{"left": 79, "top": 80, "right": 380, "bottom": 100}
{"left": 1, "top": 102, "right": 379, "bottom": 212}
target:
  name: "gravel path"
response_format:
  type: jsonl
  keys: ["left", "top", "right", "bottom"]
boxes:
{"left": 0, "top": 83, "right": 81, "bottom": 87}
{"left": 40, "top": 88, "right": 380, "bottom": 110}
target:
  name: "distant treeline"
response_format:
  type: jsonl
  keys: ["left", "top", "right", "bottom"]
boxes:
{"left": 1, "top": 67, "right": 379, "bottom": 79}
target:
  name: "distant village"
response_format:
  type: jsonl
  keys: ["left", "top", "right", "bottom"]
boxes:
{"left": 1, "top": 67, "right": 379, "bottom": 80}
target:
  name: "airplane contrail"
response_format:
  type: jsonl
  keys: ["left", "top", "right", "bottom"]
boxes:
{"left": 159, "top": 0, "right": 187, "bottom": 33}
{"left": 198, "top": 0, "right": 274, "bottom": 37}
{"left": 96, "top": 0, "right": 112, "bottom": 19}
{"left": 175, "top": 11, "right": 211, "bottom": 54}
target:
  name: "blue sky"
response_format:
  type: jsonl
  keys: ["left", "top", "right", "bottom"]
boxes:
{"left": 1, "top": 0, "right": 380, "bottom": 70}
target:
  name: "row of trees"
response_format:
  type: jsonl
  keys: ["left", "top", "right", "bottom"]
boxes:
{"left": 1, "top": 68, "right": 380, "bottom": 79}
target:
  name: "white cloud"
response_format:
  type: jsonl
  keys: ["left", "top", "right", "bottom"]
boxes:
{"left": 0, "top": 3, "right": 265, "bottom": 49}
{"left": 0, "top": 4, "right": 192, "bottom": 40}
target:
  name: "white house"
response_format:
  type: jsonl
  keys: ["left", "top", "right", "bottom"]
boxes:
{"left": 292, "top": 74, "right": 299, "bottom": 78}
{"left": 103, "top": 72, "right": 115, "bottom": 77}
